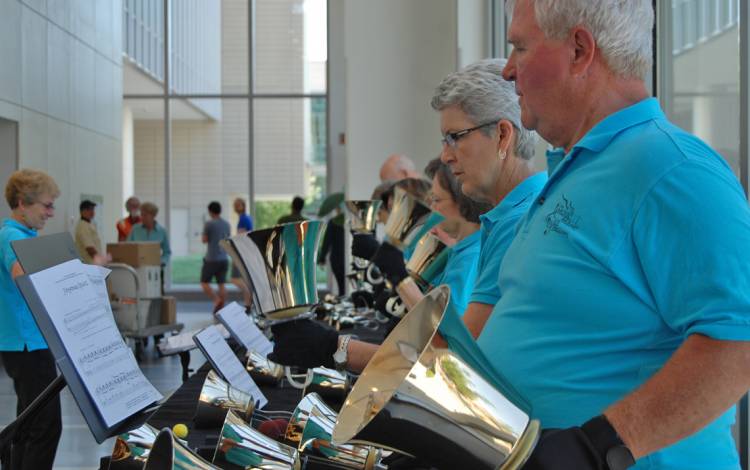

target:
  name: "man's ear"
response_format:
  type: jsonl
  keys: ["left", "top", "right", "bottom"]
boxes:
{"left": 569, "top": 26, "right": 596, "bottom": 76}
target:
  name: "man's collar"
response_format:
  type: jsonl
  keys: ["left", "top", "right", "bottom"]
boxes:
{"left": 572, "top": 97, "right": 663, "bottom": 154}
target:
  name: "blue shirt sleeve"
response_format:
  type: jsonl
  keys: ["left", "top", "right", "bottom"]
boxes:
{"left": 469, "top": 225, "right": 516, "bottom": 305}
{"left": 1, "top": 229, "right": 22, "bottom": 272}
{"left": 631, "top": 160, "right": 750, "bottom": 341}
{"left": 160, "top": 229, "right": 172, "bottom": 264}
{"left": 440, "top": 248, "right": 481, "bottom": 316}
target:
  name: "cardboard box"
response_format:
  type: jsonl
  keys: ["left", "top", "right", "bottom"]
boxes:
{"left": 107, "top": 242, "right": 161, "bottom": 267}
{"left": 135, "top": 265, "right": 162, "bottom": 299}
{"left": 160, "top": 296, "right": 177, "bottom": 325}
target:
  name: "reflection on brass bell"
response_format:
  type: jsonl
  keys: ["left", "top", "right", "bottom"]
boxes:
{"left": 194, "top": 370, "right": 255, "bottom": 429}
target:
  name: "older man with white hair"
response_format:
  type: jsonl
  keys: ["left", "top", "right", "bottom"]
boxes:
{"left": 378, "top": 153, "right": 422, "bottom": 182}
{"left": 484, "top": 1, "right": 750, "bottom": 469}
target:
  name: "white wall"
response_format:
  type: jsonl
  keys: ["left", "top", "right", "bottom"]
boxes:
{"left": 342, "top": 0, "right": 458, "bottom": 199}
{"left": 0, "top": 0, "right": 123, "bottom": 244}
{"left": 457, "top": 0, "right": 490, "bottom": 68}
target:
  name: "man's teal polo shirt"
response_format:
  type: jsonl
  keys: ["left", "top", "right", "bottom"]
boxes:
{"left": 0, "top": 218, "right": 48, "bottom": 351}
{"left": 469, "top": 172, "right": 547, "bottom": 306}
{"left": 128, "top": 222, "right": 172, "bottom": 264}
{"left": 479, "top": 98, "right": 750, "bottom": 469}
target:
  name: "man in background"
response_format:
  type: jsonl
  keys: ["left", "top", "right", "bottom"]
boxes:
{"left": 74, "top": 199, "right": 101, "bottom": 264}
{"left": 201, "top": 201, "right": 231, "bottom": 313}
{"left": 379, "top": 153, "right": 422, "bottom": 182}
{"left": 277, "top": 196, "right": 307, "bottom": 224}
{"left": 116, "top": 196, "right": 140, "bottom": 241}
{"left": 231, "top": 197, "right": 253, "bottom": 309}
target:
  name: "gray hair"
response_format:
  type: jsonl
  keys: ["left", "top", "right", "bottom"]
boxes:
{"left": 506, "top": 0, "right": 653, "bottom": 79}
{"left": 431, "top": 58, "right": 537, "bottom": 161}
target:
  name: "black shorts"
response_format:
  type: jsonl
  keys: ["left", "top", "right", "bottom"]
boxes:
{"left": 231, "top": 263, "right": 241, "bottom": 279}
{"left": 201, "top": 259, "right": 228, "bottom": 284}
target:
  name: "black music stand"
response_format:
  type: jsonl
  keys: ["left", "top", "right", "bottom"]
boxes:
{"left": 0, "top": 233, "right": 158, "bottom": 468}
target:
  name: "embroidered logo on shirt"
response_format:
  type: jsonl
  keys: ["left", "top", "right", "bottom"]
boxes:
{"left": 544, "top": 195, "right": 580, "bottom": 235}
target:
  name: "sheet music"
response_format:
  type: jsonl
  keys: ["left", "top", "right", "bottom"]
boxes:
{"left": 29, "top": 259, "right": 162, "bottom": 427}
{"left": 193, "top": 325, "right": 267, "bottom": 408}
{"left": 215, "top": 302, "right": 273, "bottom": 357}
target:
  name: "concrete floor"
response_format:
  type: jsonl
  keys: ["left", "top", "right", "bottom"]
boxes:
{"left": 0, "top": 301, "right": 216, "bottom": 470}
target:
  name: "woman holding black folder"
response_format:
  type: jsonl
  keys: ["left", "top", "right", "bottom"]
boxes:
{"left": 0, "top": 169, "right": 62, "bottom": 470}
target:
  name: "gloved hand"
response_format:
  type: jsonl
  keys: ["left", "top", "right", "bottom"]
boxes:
{"left": 268, "top": 319, "right": 338, "bottom": 369}
{"left": 351, "top": 233, "right": 380, "bottom": 260}
{"left": 522, "top": 415, "right": 634, "bottom": 470}
{"left": 371, "top": 241, "right": 409, "bottom": 286}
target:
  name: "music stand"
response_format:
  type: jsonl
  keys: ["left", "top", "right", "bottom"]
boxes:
{"left": 0, "top": 233, "right": 158, "bottom": 463}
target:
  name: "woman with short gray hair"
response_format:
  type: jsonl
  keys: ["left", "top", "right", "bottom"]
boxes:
{"left": 432, "top": 58, "right": 547, "bottom": 339}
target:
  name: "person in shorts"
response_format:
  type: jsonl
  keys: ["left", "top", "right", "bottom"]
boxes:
{"left": 201, "top": 201, "right": 231, "bottom": 313}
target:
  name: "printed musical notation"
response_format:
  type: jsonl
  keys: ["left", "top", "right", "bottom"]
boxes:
{"left": 29, "top": 260, "right": 162, "bottom": 427}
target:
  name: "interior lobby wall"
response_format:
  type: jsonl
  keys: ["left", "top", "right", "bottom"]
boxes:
{"left": 341, "top": 0, "right": 458, "bottom": 199}
{"left": 0, "top": 0, "right": 123, "bottom": 243}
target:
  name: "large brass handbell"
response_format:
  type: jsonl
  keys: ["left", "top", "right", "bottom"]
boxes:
{"left": 144, "top": 428, "right": 219, "bottom": 469}
{"left": 302, "top": 367, "right": 349, "bottom": 407}
{"left": 299, "top": 405, "right": 379, "bottom": 470}
{"left": 194, "top": 370, "right": 255, "bottom": 429}
{"left": 332, "top": 286, "right": 540, "bottom": 470}
{"left": 345, "top": 200, "right": 382, "bottom": 234}
{"left": 383, "top": 187, "right": 432, "bottom": 250}
{"left": 245, "top": 350, "right": 284, "bottom": 385}
{"left": 108, "top": 423, "right": 160, "bottom": 470}
{"left": 213, "top": 410, "right": 301, "bottom": 470}
{"left": 221, "top": 221, "right": 326, "bottom": 320}
{"left": 405, "top": 233, "right": 450, "bottom": 290}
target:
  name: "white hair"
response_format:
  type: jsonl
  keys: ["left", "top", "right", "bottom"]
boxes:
{"left": 506, "top": 0, "right": 654, "bottom": 79}
{"left": 431, "top": 58, "right": 537, "bottom": 161}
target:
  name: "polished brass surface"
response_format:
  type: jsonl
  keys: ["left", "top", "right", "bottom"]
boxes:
{"left": 299, "top": 405, "right": 379, "bottom": 470}
{"left": 383, "top": 187, "right": 432, "bottom": 250}
{"left": 302, "top": 367, "right": 349, "bottom": 406}
{"left": 144, "top": 428, "right": 219, "bottom": 469}
{"left": 345, "top": 200, "right": 382, "bottom": 234}
{"left": 332, "top": 286, "right": 539, "bottom": 470}
{"left": 405, "top": 233, "right": 450, "bottom": 290}
{"left": 221, "top": 221, "right": 326, "bottom": 319}
{"left": 245, "top": 350, "right": 284, "bottom": 385}
{"left": 284, "top": 392, "right": 336, "bottom": 445}
{"left": 213, "top": 410, "right": 301, "bottom": 470}
{"left": 194, "top": 370, "right": 256, "bottom": 429}
{"left": 109, "top": 423, "right": 160, "bottom": 469}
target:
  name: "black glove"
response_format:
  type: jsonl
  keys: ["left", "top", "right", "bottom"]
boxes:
{"left": 268, "top": 319, "right": 338, "bottom": 369}
{"left": 371, "top": 241, "right": 409, "bottom": 286}
{"left": 374, "top": 287, "right": 395, "bottom": 317}
{"left": 351, "top": 233, "right": 380, "bottom": 260}
{"left": 523, "top": 415, "right": 635, "bottom": 470}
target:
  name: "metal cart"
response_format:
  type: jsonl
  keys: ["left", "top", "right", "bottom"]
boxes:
{"left": 106, "top": 262, "right": 184, "bottom": 360}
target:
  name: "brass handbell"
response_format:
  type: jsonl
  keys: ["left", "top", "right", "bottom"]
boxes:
{"left": 213, "top": 409, "right": 301, "bottom": 470}
{"left": 302, "top": 367, "right": 349, "bottom": 407}
{"left": 245, "top": 350, "right": 284, "bottom": 385}
{"left": 144, "top": 428, "right": 219, "bottom": 469}
{"left": 108, "top": 423, "right": 160, "bottom": 470}
{"left": 221, "top": 220, "right": 326, "bottom": 320}
{"left": 405, "top": 233, "right": 450, "bottom": 290}
{"left": 332, "top": 286, "right": 540, "bottom": 470}
{"left": 194, "top": 370, "right": 256, "bottom": 429}
{"left": 299, "top": 405, "right": 380, "bottom": 470}
{"left": 345, "top": 200, "right": 382, "bottom": 234}
{"left": 284, "top": 392, "right": 334, "bottom": 445}
{"left": 383, "top": 187, "right": 432, "bottom": 250}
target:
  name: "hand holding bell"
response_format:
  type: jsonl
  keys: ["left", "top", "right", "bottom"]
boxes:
{"left": 370, "top": 242, "right": 409, "bottom": 286}
{"left": 268, "top": 319, "right": 339, "bottom": 369}
{"left": 351, "top": 233, "right": 380, "bottom": 260}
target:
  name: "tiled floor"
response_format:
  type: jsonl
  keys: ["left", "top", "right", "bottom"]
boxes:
{"left": 0, "top": 301, "right": 216, "bottom": 470}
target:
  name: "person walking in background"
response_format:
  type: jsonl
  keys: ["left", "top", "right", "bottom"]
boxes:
{"left": 230, "top": 197, "right": 254, "bottom": 309}
{"left": 0, "top": 169, "right": 62, "bottom": 469}
{"left": 74, "top": 199, "right": 102, "bottom": 264}
{"left": 116, "top": 196, "right": 141, "bottom": 242}
{"left": 277, "top": 196, "right": 307, "bottom": 224}
{"left": 201, "top": 201, "right": 231, "bottom": 313}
